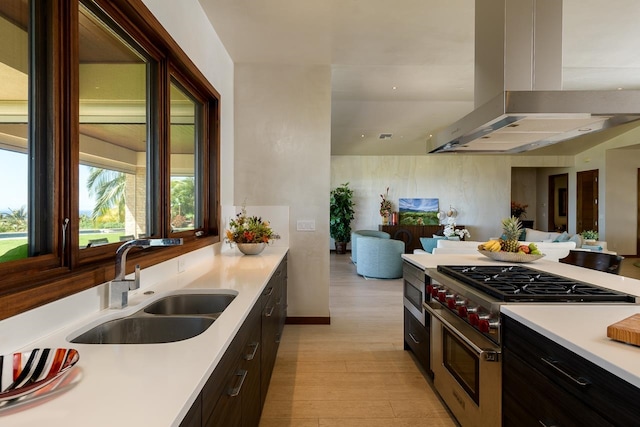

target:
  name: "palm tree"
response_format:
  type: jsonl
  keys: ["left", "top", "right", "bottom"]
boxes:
{"left": 3, "top": 206, "right": 28, "bottom": 231}
{"left": 86, "top": 167, "right": 126, "bottom": 222}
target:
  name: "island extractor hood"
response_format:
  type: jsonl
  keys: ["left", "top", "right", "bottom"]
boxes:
{"left": 429, "top": 0, "right": 640, "bottom": 154}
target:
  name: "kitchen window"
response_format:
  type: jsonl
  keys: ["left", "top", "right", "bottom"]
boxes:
{"left": 78, "top": 2, "right": 152, "bottom": 248}
{"left": 0, "top": 0, "right": 52, "bottom": 265}
{"left": 0, "top": 0, "right": 220, "bottom": 320}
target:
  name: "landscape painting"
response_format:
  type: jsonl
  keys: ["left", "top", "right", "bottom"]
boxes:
{"left": 398, "top": 198, "right": 439, "bottom": 225}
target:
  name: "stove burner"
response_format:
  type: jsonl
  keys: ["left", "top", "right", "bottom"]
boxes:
{"left": 437, "top": 265, "right": 635, "bottom": 303}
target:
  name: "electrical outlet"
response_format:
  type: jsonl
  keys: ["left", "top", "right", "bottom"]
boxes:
{"left": 297, "top": 220, "right": 315, "bottom": 231}
{"left": 178, "top": 258, "right": 186, "bottom": 273}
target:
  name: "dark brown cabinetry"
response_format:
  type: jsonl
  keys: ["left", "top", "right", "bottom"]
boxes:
{"left": 180, "top": 255, "right": 288, "bottom": 427}
{"left": 502, "top": 315, "right": 640, "bottom": 427}
{"left": 402, "top": 261, "right": 430, "bottom": 374}
{"left": 380, "top": 225, "right": 464, "bottom": 253}
{"left": 260, "top": 256, "right": 287, "bottom": 407}
{"left": 203, "top": 301, "right": 261, "bottom": 427}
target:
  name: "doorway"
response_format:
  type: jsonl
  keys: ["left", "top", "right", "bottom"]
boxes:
{"left": 548, "top": 174, "right": 568, "bottom": 232}
{"left": 576, "top": 169, "right": 599, "bottom": 234}
{"left": 637, "top": 169, "right": 640, "bottom": 255}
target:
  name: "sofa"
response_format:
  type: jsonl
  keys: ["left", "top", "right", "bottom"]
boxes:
{"left": 416, "top": 239, "right": 577, "bottom": 262}
{"left": 522, "top": 228, "right": 610, "bottom": 253}
{"left": 350, "top": 230, "right": 390, "bottom": 264}
{"left": 356, "top": 236, "right": 405, "bottom": 279}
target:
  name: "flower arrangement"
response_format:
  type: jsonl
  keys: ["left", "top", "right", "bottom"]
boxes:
{"left": 380, "top": 187, "right": 392, "bottom": 217}
{"left": 444, "top": 223, "right": 471, "bottom": 240}
{"left": 511, "top": 201, "right": 528, "bottom": 218}
{"left": 581, "top": 230, "right": 599, "bottom": 241}
{"left": 225, "top": 206, "right": 280, "bottom": 245}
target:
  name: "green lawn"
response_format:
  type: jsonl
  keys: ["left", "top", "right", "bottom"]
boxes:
{"left": 0, "top": 232, "right": 124, "bottom": 263}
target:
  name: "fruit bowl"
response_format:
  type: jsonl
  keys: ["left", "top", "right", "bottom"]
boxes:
{"left": 478, "top": 250, "right": 545, "bottom": 263}
{"left": 0, "top": 348, "right": 79, "bottom": 402}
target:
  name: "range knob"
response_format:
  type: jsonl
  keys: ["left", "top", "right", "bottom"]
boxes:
{"left": 438, "top": 291, "right": 453, "bottom": 303}
{"left": 468, "top": 313, "right": 479, "bottom": 326}
{"left": 430, "top": 286, "right": 440, "bottom": 298}
{"left": 467, "top": 306, "right": 480, "bottom": 325}
{"left": 447, "top": 296, "right": 464, "bottom": 310}
{"left": 457, "top": 305, "right": 468, "bottom": 318}
{"left": 477, "top": 315, "right": 499, "bottom": 333}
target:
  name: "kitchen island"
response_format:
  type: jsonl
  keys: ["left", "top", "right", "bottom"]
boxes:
{"left": 403, "top": 253, "right": 640, "bottom": 386}
{"left": 403, "top": 253, "right": 640, "bottom": 425}
{"left": 0, "top": 246, "right": 288, "bottom": 427}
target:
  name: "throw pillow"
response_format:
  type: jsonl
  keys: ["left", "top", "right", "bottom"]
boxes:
{"left": 568, "top": 233, "right": 583, "bottom": 248}
{"left": 554, "top": 231, "right": 570, "bottom": 242}
{"left": 421, "top": 236, "right": 445, "bottom": 254}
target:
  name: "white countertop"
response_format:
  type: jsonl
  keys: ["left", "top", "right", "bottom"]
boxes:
{"left": 402, "top": 253, "right": 640, "bottom": 388}
{"left": 0, "top": 246, "right": 288, "bottom": 426}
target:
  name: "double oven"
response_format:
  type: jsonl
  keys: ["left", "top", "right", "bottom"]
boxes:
{"left": 404, "top": 262, "right": 637, "bottom": 427}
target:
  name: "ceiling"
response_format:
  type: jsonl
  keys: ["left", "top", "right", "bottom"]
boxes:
{"left": 198, "top": 0, "right": 640, "bottom": 156}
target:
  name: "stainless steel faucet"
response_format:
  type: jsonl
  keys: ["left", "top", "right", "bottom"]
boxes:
{"left": 109, "top": 238, "right": 183, "bottom": 309}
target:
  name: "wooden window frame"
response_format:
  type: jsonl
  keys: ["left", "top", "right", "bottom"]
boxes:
{"left": 0, "top": 0, "right": 220, "bottom": 320}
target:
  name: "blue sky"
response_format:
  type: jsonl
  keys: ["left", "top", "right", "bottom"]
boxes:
{"left": 0, "top": 150, "right": 94, "bottom": 214}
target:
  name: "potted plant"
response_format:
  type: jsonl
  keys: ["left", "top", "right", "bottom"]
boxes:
{"left": 581, "top": 230, "right": 599, "bottom": 244}
{"left": 330, "top": 182, "right": 355, "bottom": 254}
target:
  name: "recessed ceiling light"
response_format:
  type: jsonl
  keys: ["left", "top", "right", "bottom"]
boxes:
{"left": 392, "top": 86, "right": 397, "bottom": 90}
{"left": 361, "top": 134, "right": 365, "bottom": 138}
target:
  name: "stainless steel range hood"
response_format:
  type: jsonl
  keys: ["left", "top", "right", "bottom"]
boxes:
{"left": 429, "top": 0, "right": 640, "bottom": 154}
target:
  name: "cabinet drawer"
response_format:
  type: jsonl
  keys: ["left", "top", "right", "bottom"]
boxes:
{"left": 503, "top": 350, "right": 612, "bottom": 427}
{"left": 503, "top": 316, "right": 640, "bottom": 425}
{"left": 403, "top": 307, "right": 429, "bottom": 372}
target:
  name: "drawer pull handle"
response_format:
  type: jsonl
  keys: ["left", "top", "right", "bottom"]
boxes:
{"left": 245, "top": 342, "right": 259, "bottom": 361}
{"left": 264, "top": 287, "right": 274, "bottom": 297}
{"left": 408, "top": 332, "right": 421, "bottom": 344}
{"left": 228, "top": 369, "right": 248, "bottom": 397}
{"left": 265, "top": 306, "right": 275, "bottom": 317}
{"left": 540, "top": 356, "right": 591, "bottom": 387}
{"left": 538, "top": 420, "right": 559, "bottom": 427}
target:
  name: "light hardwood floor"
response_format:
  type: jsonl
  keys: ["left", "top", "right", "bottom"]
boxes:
{"left": 619, "top": 257, "right": 640, "bottom": 280}
{"left": 259, "top": 253, "right": 456, "bottom": 427}
{"left": 260, "top": 253, "right": 640, "bottom": 426}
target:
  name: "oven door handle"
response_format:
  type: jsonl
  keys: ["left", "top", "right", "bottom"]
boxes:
{"left": 424, "top": 301, "right": 501, "bottom": 359}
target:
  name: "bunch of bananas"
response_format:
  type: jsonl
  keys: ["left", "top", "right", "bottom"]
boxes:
{"left": 478, "top": 239, "right": 502, "bottom": 252}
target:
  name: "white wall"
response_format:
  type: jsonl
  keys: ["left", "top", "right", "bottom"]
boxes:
{"left": 331, "top": 155, "right": 513, "bottom": 242}
{"left": 332, "top": 138, "right": 640, "bottom": 257}
{"left": 142, "top": 2, "right": 331, "bottom": 319}
{"left": 234, "top": 64, "right": 331, "bottom": 318}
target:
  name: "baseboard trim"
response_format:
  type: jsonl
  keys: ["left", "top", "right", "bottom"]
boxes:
{"left": 285, "top": 316, "right": 331, "bottom": 325}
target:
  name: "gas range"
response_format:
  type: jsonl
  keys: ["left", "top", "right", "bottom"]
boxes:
{"left": 425, "top": 264, "right": 637, "bottom": 345}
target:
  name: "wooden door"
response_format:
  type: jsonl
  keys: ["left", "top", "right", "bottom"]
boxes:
{"left": 576, "top": 170, "right": 599, "bottom": 233}
{"left": 548, "top": 173, "right": 568, "bottom": 232}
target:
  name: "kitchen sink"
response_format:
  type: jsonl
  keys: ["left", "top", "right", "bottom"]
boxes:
{"left": 70, "top": 291, "right": 237, "bottom": 344}
{"left": 70, "top": 316, "right": 214, "bottom": 344}
{"left": 143, "top": 293, "right": 236, "bottom": 317}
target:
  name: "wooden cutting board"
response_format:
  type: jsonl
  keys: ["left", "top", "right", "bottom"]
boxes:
{"left": 607, "top": 314, "right": 640, "bottom": 346}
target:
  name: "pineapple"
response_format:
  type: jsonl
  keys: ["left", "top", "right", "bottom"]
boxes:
{"left": 501, "top": 216, "right": 523, "bottom": 252}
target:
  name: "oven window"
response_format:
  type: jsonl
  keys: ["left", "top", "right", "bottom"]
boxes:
{"left": 404, "top": 279, "right": 423, "bottom": 312}
{"left": 443, "top": 328, "right": 480, "bottom": 405}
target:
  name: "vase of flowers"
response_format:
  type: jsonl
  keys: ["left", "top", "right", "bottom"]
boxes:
{"left": 443, "top": 223, "right": 471, "bottom": 240}
{"left": 380, "top": 187, "right": 392, "bottom": 224}
{"left": 511, "top": 201, "right": 528, "bottom": 219}
{"left": 225, "top": 206, "right": 280, "bottom": 255}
